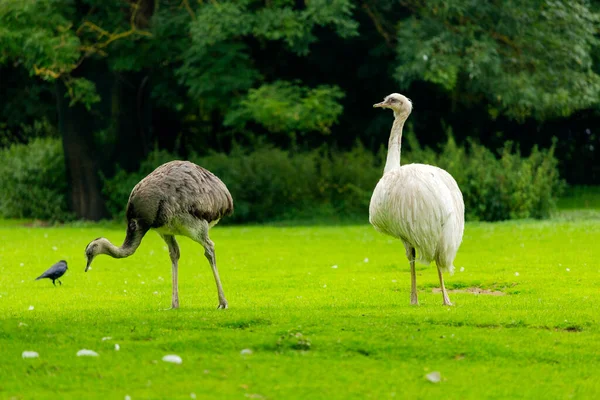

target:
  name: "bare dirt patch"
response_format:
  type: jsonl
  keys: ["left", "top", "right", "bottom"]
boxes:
{"left": 432, "top": 287, "right": 505, "bottom": 296}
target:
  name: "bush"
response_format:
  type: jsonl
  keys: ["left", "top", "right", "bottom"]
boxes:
{"left": 102, "top": 135, "right": 564, "bottom": 223}
{"left": 102, "top": 149, "right": 179, "bottom": 220}
{"left": 0, "top": 137, "right": 72, "bottom": 221}
{"left": 404, "top": 131, "right": 565, "bottom": 221}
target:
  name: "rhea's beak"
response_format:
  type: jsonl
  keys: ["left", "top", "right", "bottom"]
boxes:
{"left": 85, "top": 257, "right": 93, "bottom": 272}
{"left": 373, "top": 101, "right": 386, "bottom": 108}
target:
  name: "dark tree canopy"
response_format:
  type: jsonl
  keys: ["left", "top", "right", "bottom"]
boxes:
{"left": 1, "top": 0, "right": 599, "bottom": 219}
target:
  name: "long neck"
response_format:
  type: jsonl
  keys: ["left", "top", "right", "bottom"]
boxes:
{"left": 383, "top": 116, "right": 406, "bottom": 174}
{"left": 102, "top": 225, "right": 147, "bottom": 259}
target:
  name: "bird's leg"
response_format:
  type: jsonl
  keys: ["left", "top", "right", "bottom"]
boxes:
{"left": 206, "top": 245, "right": 228, "bottom": 309}
{"left": 197, "top": 228, "right": 228, "bottom": 309}
{"left": 409, "top": 247, "right": 418, "bottom": 305}
{"left": 161, "top": 235, "right": 180, "bottom": 309}
{"left": 437, "top": 266, "right": 453, "bottom": 306}
{"left": 52, "top": 280, "right": 56, "bottom": 287}
{"left": 171, "top": 257, "right": 179, "bottom": 309}
{"left": 58, "top": 279, "right": 62, "bottom": 286}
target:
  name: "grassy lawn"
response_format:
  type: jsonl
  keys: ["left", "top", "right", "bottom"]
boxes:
{"left": 1, "top": 211, "right": 600, "bottom": 399}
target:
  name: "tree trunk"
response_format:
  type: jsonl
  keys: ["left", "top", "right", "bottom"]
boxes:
{"left": 56, "top": 81, "right": 108, "bottom": 220}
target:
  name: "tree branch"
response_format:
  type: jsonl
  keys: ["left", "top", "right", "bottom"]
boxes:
{"left": 361, "top": 2, "right": 394, "bottom": 49}
{"left": 180, "top": 0, "right": 196, "bottom": 20}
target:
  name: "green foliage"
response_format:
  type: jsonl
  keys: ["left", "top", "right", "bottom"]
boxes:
{"left": 224, "top": 81, "right": 345, "bottom": 135}
{"left": 0, "top": 0, "right": 102, "bottom": 108}
{"left": 177, "top": 0, "right": 357, "bottom": 124}
{"left": 0, "top": 0, "right": 80, "bottom": 78}
{"left": 0, "top": 138, "right": 72, "bottom": 221}
{"left": 404, "top": 131, "right": 565, "bottom": 221}
{"left": 102, "top": 136, "right": 563, "bottom": 223}
{"left": 187, "top": 0, "right": 358, "bottom": 56}
{"left": 102, "top": 144, "right": 380, "bottom": 223}
{"left": 395, "top": 0, "right": 600, "bottom": 120}
{"left": 0, "top": 118, "right": 57, "bottom": 147}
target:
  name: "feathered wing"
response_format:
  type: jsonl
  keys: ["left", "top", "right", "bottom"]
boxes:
{"left": 35, "top": 260, "right": 67, "bottom": 280}
{"left": 435, "top": 169, "right": 465, "bottom": 273}
{"left": 126, "top": 161, "right": 233, "bottom": 229}
{"left": 369, "top": 164, "right": 464, "bottom": 271}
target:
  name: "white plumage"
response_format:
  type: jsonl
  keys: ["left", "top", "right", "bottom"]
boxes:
{"left": 369, "top": 93, "right": 465, "bottom": 306}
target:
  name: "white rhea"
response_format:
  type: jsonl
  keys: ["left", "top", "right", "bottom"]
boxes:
{"left": 369, "top": 93, "right": 465, "bottom": 306}
{"left": 84, "top": 161, "right": 233, "bottom": 309}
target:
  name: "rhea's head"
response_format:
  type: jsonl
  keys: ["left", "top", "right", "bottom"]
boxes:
{"left": 373, "top": 93, "right": 413, "bottom": 119}
{"left": 84, "top": 237, "right": 110, "bottom": 271}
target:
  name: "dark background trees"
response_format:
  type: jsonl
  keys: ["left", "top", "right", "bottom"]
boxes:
{"left": 0, "top": 0, "right": 598, "bottom": 220}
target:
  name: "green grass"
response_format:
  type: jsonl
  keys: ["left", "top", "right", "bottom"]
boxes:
{"left": 1, "top": 213, "right": 600, "bottom": 399}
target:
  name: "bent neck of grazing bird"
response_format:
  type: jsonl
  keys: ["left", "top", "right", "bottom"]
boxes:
{"left": 102, "top": 224, "right": 147, "bottom": 259}
{"left": 383, "top": 116, "right": 407, "bottom": 174}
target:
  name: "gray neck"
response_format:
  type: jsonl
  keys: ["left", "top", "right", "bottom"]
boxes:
{"left": 103, "top": 240, "right": 137, "bottom": 259}
{"left": 102, "top": 227, "right": 146, "bottom": 259}
{"left": 383, "top": 116, "right": 406, "bottom": 174}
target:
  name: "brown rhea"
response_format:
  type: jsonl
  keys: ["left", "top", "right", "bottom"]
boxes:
{"left": 85, "top": 160, "right": 233, "bottom": 309}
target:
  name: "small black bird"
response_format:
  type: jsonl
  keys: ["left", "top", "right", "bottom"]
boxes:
{"left": 35, "top": 260, "right": 68, "bottom": 286}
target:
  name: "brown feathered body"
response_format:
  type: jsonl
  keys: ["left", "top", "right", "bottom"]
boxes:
{"left": 84, "top": 160, "right": 233, "bottom": 308}
{"left": 128, "top": 161, "right": 233, "bottom": 231}
{"left": 121, "top": 161, "right": 233, "bottom": 246}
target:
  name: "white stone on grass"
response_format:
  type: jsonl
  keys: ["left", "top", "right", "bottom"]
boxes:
{"left": 22, "top": 351, "right": 39, "bottom": 359}
{"left": 115, "top": 344, "right": 120, "bottom": 351}
{"left": 77, "top": 349, "right": 99, "bottom": 357}
{"left": 425, "top": 371, "right": 441, "bottom": 383}
{"left": 28, "top": 305, "right": 34, "bottom": 311}
{"left": 240, "top": 349, "right": 253, "bottom": 356}
{"left": 101, "top": 337, "right": 112, "bottom": 341}
{"left": 162, "top": 354, "right": 182, "bottom": 364}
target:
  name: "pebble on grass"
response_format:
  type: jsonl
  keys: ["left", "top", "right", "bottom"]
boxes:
{"left": 115, "top": 344, "right": 120, "bottom": 351}
{"left": 101, "top": 337, "right": 112, "bottom": 341}
{"left": 240, "top": 349, "right": 253, "bottom": 356}
{"left": 331, "top": 265, "right": 338, "bottom": 269}
{"left": 162, "top": 354, "right": 182, "bottom": 364}
{"left": 28, "top": 306, "right": 34, "bottom": 311}
{"left": 77, "top": 349, "right": 99, "bottom": 357}
{"left": 22, "top": 351, "right": 39, "bottom": 359}
{"left": 425, "top": 371, "right": 441, "bottom": 383}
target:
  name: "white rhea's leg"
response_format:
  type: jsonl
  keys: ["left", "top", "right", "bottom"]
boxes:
{"left": 437, "top": 265, "right": 453, "bottom": 306}
{"left": 406, "top": 244, "right": 418, "bottom": 305}
{"left": 161, "top": 234, "right": 180, "bottom": 309}
{"left": 195, "top": 220, "right": 228, "bottom": 309}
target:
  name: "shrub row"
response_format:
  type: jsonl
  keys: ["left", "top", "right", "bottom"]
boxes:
{"left": 0, "top": 138, "right": 72, "bottom": 221}
{"left": 0, "top": 135, "right": 564, "bottom": 222}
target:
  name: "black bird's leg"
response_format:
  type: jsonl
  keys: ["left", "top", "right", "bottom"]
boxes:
{"left": 52, "top": 280, "right": 56, "bottom": 286}
{"left": 58, "top": 279, "right": 62, "bottom": 285}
